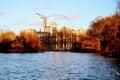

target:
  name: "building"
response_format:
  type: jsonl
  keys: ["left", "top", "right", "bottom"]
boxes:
{"left": 37, "top": 26, "right": 78, "bottom": 51}
{"left": 36, "top": 13, "right": 86, "bottom": 51}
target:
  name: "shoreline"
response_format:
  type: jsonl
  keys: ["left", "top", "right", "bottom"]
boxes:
{"left": 0, "top": 50, "right": 120, "bottom": 58}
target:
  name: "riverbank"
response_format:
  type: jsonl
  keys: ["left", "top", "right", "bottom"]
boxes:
{"left": 102, "top": 53, "right": 120, "bottom": 58}
{"left": 0, "top": 49, "right": 120, "bottom": 58}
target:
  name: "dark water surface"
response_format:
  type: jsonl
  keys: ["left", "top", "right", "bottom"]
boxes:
{"left": 0, "top": 52, "right": 120, "bottom": 80}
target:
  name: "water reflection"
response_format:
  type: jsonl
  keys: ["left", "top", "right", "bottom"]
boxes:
{"left": 0, "top": 52, "right": 120, "bottom": 80}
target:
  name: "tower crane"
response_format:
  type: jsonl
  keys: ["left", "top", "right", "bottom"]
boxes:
{"left": 36, "top": 13, "right": 47, "bottom": 27}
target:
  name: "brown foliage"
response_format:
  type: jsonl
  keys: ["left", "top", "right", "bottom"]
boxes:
{"left": 0, "top": 31, "right": 16, "bottom": 52}
{"left": 72, "top": 41, "right": 82, "bottom": 52}
{"left": 10, "top": 29, "right": 46, "bottom": 53}
{"left": 8, "top": 39, "right": 24, "bottom": 53}
{"left": 81, "top": 35, "right": 101, "bottom": 52}
{"left": 0, "top": 29, "right": 46, "bottom": 53}
{"left": 72, "top": 34, "right": 101, "bottom": 52}
{"left": 88, "top": 14, "right": 120, "bottom": 54}
{"left": 72, "top": 14, "right": 120, "bottom": 54}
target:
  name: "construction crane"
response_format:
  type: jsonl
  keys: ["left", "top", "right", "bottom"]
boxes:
{"left": 36, "top": 13, "right": 77, "bottom": 30}
{"left": 36, "top": 13, "right": 47, "bottom": 27}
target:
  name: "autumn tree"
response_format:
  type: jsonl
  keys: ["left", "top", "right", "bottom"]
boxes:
{"left": 8, "top": 29, "right": 46, "bottom": 53}
{"left": 81, "top": 35, "right": 101, "bottom": 52}
{"left": 8, "top": 36, "right": 24, "bottom": 53}
{"left": 88, "top": 14, "right": 120, "bottom": 54}
{"left": 72, "top": 40, "right": 82, "bottom": 52}
{"left": 0, "top": 31, "right": 16, "bottom": 52}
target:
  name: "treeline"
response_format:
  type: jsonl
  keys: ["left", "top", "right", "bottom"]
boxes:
{"left": 0, "top": 14, "right": 120, "bottom": 55}
{"left": 72, "top": 14, "right": 120, "bottom": 55}
{"left": 0, "top": 29, "right": 46, "bottom": 53}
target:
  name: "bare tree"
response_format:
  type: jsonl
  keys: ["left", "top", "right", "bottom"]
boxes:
{"left": 116, "top": 0, "right": 120, "bottom": 14}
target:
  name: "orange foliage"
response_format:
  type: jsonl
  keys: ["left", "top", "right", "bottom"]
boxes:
{"left": 0, "top": 31, "right": 16, "bottom": 42}
{"left": 72, "top": 14, "right": 120, "bottom": 54}
{"left": 21, "top": 34, "right": 46, "bottom": 52}
{"left": 8, "top": 39, "right": 24, "bottom": 53}
{"left": 0, "top": 31, "right": 16, "bottom": 52}
{"left": 72, "top": 35, "right": 101, "bottom": 52}
{"left": 10, "top": 29, "right": 47, "bottom": 53}
{"left": 0, "top": 29, "right": 46, "bottom": 53}
{"left": 88, "top": 14, "right": 120, "bottom": 54}
{"left": 81, "top": 35, "right": 101, "bottom": 52}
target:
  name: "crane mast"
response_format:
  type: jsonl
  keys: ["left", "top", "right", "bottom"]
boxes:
{"left": 36, "top": 13, "right": 47, "bottom": 27}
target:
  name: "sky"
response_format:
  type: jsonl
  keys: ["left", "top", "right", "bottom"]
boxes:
{"left": 0, "top": 0, "right": 117, "bottom": 34}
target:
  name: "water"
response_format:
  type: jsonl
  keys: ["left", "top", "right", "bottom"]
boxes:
{"left": 0, "top": 52, "right": 120, "bottom": 80}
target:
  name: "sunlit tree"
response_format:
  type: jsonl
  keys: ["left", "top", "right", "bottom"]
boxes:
{"left": 19, "top": 29, "right": 46, "bottom": 52}
{"left": 0, "top": 31, "right": 16, "bottom": 52}
{"left": 87, "top": 14, "right": 120, "bottom": 54}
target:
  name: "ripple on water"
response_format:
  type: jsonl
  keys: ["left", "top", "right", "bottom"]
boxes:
{"left": 0, "top": 52, "right": 120, "bottom": 80}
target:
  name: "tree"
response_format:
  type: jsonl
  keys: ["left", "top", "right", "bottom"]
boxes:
{"left": 81, "top": 35, "right": 101, "bottom": 52}
{"left": 0, "top": 31, "right": 16, "bottom": 52}
{"left": 19, "top": 29, "right": 46, "bottom": 52}
{"left": 8, "top": 37, "right": 24, "bottom": 53}
{"left": 87, "top": 14, "right": 120, "bottom": 54}
{"left": 8, "top": 29, "right": 46, "bottom": 53}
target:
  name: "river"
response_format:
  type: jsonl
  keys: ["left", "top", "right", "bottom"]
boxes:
{"left": 0, "top": 52, "right": 120, "bottom": 80}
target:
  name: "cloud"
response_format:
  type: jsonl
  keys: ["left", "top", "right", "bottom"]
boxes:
{"left": 36, "top": 6, "right": 53, "bottom": 10}
{"left": 0, "top": 10, "right": 6, "bottom": 15}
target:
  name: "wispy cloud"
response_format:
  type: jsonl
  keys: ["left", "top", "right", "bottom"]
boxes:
{"left": 0, "top": 10, "right": 6, "bottom": 15}
{"left": 36, "top": 6, "right": 53, "bottom": 10}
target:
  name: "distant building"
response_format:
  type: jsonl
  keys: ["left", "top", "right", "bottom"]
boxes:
{"left": 37, "top": 26, "right": 78, "bottom": 51}
{"left": 36, "top": 14, "right": 86, "bottom": 51}
{"left": 37, "top": 31, "right": 51, "bottom": 50}
{"left": 37, "top": 22, "right": 59, "bottom": 50}
{"left": 44, "top": 22, "right": 58, "bottom": 34}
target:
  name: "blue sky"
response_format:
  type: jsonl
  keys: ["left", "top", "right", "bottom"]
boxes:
{"left": 0, "top": 0, "right": 116, "bottom": 34}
